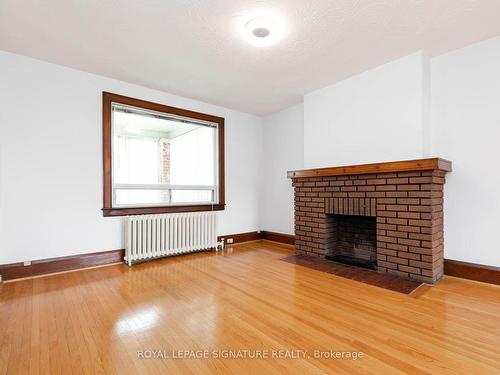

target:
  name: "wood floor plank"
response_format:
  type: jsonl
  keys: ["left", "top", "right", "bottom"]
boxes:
{"left": 1, "top": 241, "right": 500, "bottom": 374}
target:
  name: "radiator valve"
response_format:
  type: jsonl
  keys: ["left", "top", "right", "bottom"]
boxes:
{"left": 217, "top": 238, "right": 225, "bottom": 250}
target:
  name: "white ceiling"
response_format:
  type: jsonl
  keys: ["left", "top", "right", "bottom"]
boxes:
{"left": 1, "top": 0, "right": 500, "bottom": 115}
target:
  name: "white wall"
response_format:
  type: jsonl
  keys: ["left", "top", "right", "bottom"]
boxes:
{"left": 0, "top": 51, "right": 262, "bottom": 264}
{"left": 304, "top": 52, "right": 428, "bottom": 168}
{"left": 430, "top": 36, "right": 500, "bottom": 266}
{"left": 260, "top": 103, "right": 303, "bottom": 235}
{"left": 298, "top": 44, "right": 500, "bottom": 267}
{"left": 3, "top": 38, "right": 500, "bottom": 268}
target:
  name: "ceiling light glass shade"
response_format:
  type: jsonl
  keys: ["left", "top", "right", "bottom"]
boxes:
{"left": 244, "top": 17, "right": 281, "bottom": 47}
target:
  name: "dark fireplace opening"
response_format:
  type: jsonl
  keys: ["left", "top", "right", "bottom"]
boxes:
{"left": 325, "top": 214, "right": 377, "bottom": 270}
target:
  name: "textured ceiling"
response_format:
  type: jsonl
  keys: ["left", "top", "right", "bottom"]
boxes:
{"left": 1, "top": 0, "right": 500, "bottom": 115}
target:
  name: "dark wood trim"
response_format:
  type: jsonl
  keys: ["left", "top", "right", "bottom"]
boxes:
{"left": 216, "top": 231, "right": 295, "bottom": 246}
{"left": 103, "top": 204, "right": 225, "bottom": 217}
{"left": 0, "top": 249, "right": 125, "bottom": 281}
{"left": 444, "top": 259, "right": 500, "bottom": 286}
{"left": 102, "top": 92, "right": 225, "bottom": 217}
{"left": 287, "top": 158, "right": 452, "bottom": 179}
{"left": 217, "top": 231, "right": 261, "bottom": 244}
{"left": 103, "top": 93, "right": 112, "bottom": 210}
{"left": 0, "top": 231, "right": 289, "bottom": 281}
{"left": 3, "top": 242, "right": 498, "bottom": 286}
{"left": 218, "top": 117, "right": 225, "bottom": 216}
{"left": 261, "top": 231, "right": 295, "bottom": 245}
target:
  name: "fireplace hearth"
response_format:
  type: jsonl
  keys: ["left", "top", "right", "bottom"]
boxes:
{"left": 288, "top": 158, "right": 452, "bottom": 284}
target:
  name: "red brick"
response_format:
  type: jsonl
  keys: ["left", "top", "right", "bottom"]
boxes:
{"left": 386, "top": 218, "right": 408, "bottom": 225}
{"left": 386, "top": 243, "right": 408, "bottom": 251}
{"left": 398, "top": 212, "right": 421, "bottom": 219}
{"left": 397, "top": 225, "right": 420, "bottom": 233}
{"left": 409, "top": 177, "right": 433, "bottom": 184}
{"left": 398, "top": 238, "right": 420, "bottom": 247}
{"left": 398, "top": 172, "right": 422, "bottom": 177}
{"left": 386, "top": 230, "right": 408, "bottom": 238}
{"left": 398, "top": 265, "right": 421, "bottom": 274}
{"left": 378, "top": 261, "right": 398, "bottom": 270}
{"left": 386, "top": 204, "right": 408, "bottom": 211}
{"left": 367, "top": 178, "right": 386, "bottom": 185}
{"left": 366, "top": 192, "right": 386, "bottom": 198}
{"left": 409, "top": 247, "right": 432, "bottom": 255}
{"left": 387, "top": 178, "right": 409, "bottom": 184}
{"left": 378, "top": 248, "right": 397, "bottom": 256}
{"left": 378, "top": 223, "right": 397, "bottom": 231}
{"left": 378, "top": 198, "right": 396, "bottom": 204}
{"left": 397, "top": 198, "right": 420, "bottom": 205}
{"left": 409, "top": 260, "right": 433, "bottom": 270}
{"left": 397, "top": 251, "right": 421, "bottom": 260}
{"left": 397, "top": 184, "right": 420, "bottom": 191}
{"left": 386, "top": 191, "right": 408, "bottom": 197}
{"left": 408, "top": 233, "right": 431, "bottom": 241}
{"left": 376, "top": 185, "right": 397, "bottom": 191}
{"left": 378, "top": 211, "right": 397, "bottom": 218}
{"left": 388, "top": 256, "right": 408, "bottom": 265}
{"left": 408, "top": 219, "right": 432, "bottom": 227}
{"left": 330, "top": 181, "right": 346, "bottom": 186}
{"left": 378, "top": 235, "right": 397, "bottom": 244}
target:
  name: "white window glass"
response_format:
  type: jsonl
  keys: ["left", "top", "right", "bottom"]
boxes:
{"left": 170, "top": 126, "right": 215, "bottom": 186}
{"left": 171, "top": 190, "right": 213, "bottom": 204}
{"left": 111, "top": 104, "right": 218, "bottom": 207}
{"left": 115, "top": 189, "right": 170, "bottom": 206}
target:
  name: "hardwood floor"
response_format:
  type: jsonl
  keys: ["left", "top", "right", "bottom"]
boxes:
{"left": 1, "top": 241, "right": 500, "bottom": 374}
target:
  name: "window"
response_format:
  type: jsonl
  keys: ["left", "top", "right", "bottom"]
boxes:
{"left": 102, "top": 92, "right": 225, "bottom": 216}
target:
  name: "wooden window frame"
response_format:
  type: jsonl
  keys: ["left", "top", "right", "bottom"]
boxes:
{"left": 102, "top": 92, "right": 225, "bottom": 217}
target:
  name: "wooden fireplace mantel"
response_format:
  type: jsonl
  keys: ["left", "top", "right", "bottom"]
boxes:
{"left": 287, "top": 158, "right": 452, "bottom": 179}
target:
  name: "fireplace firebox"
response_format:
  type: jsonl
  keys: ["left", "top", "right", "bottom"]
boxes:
{"left": 325, "top": 215, "right": 377, "bottom": 270}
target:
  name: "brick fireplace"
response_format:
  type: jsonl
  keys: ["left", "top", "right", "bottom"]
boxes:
{"left": 288, "top": 158, "right": 452, "bottom": 284}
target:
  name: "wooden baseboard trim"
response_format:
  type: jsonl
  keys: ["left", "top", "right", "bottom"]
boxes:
{"left": 217, "top": 231, "right": 261, "bottom": 245}
{"left": 4, "top": 262, "right": 123, "bottom": 283}
{"left": 444, "top": 259, "right": 500, "bottom": 286}
{"left": 0, "top": 249, "right": 125, "bottom": 281}
{"left": 261, "top": 231, "right": 295, "bottom": 245}
{"left": 1, "top": 230, "right": 270, "bottom": 282}
{"left": 0, "top": 235, "right": 500, "bottom": 285}
{"left": 2, "top": 236, "right": 498, "bottom": 287}
{"left": 217, "top": 231, "right": 295, "bottom": 246}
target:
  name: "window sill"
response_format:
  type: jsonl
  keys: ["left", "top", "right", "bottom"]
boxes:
{"left": 102, "top": 203, "right": 225, "bottom": 217}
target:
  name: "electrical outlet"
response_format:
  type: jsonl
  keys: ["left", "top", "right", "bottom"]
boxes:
{"left": 23, "top": 261, "right": 31, "bottom": 266}
{"left": 227, "top": 238, "right": 234, "bottom": 244}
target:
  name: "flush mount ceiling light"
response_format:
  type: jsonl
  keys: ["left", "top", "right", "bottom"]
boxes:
{"left": 244, "top": 17, "right": 282, "bottom": 47}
